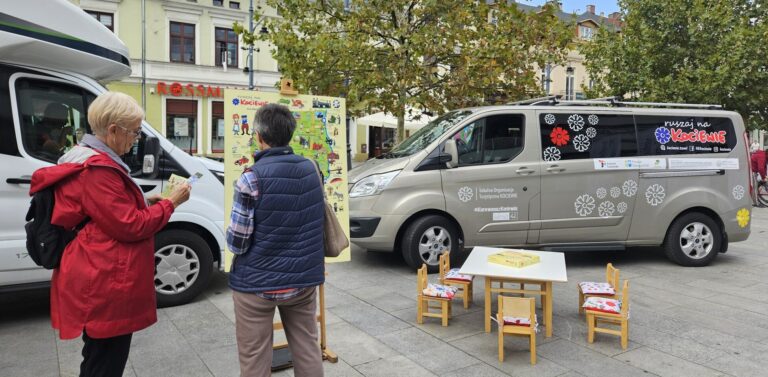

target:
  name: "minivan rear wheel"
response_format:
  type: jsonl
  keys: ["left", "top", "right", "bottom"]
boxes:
{"left": 663, "top": 212, "right": 721, "bottom": 267}
{"left": 401, "top": 215, "right": 460, "bottom": 272}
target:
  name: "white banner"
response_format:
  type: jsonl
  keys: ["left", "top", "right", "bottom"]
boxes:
{"left": 593, "top": 158, "right": 666, "bottom": 170}
{"left": 668, "top": 158, "right": 739, "bottom": 170}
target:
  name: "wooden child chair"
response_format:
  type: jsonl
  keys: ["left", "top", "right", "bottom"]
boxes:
{"left": 438, "top": 252, "right": 474, "bottom": 309}
{"left": 417, "top": 264, "right": 456, "bottom": 327}
{"left": 497, "top": 295, "right": 537, "bottom": 364}
{"left": 578, "top": 263, "right": 620, "bottom": 315}
{"left": 585, "top": 280, "right": 630, "bottom": 349}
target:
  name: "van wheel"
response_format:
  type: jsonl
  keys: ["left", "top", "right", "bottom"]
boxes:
{"left": 401, "top": 215, "right": 459, "bottom": 272}
{"left": 154, "top": 230, "right": 213, "bottom": 307}
{"left": 663, "top": 213, "right": 721, "bottom": 267}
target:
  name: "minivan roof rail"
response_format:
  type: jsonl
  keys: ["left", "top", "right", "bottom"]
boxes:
{"left": 507, "top": 95, "right": 561, "bottom": 105}
{"left": 611, "top": 101, "right": 723, "bottom": 110}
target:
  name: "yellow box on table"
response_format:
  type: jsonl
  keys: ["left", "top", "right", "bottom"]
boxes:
{"left": 487, "top": 249, "right": 540, "bottom": 268}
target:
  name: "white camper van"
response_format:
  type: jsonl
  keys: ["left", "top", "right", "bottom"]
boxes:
{"left": 0, "top": 1, "right": 225, "bottom": 306}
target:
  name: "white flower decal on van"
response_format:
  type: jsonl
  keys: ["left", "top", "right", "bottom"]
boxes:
{"left": 586, "top": 127, "right": 597, "bottom": 138}
{"left": 596, "top": 187, "right": 607, "bottom": 199}
{"left": 458, "top": 186, "right": 474, "bottom": 203}
{"left": 598, "top": 201, "right": 615, "bottom": 217}
{"left": 544, "top": 114, "right": 556, "bottom": 125}
{"left": 543, "top": 146, "right": 561, "bottom": 161}
{"left": 645, "top": 184, "right": 666, "bottom": 206}
{"left": 622, "top": 179, "right": 638, "bottom": 197}
{"left": 732, "top": 185, "right": 745, "bottom": 200}
{"left": 573, "top": 134, "right": 590, "bottom": 152}
{"left": 617, "top": 202, "right": 628, "bottom": 214}
{"left": 588, "top": 114, "right": 599, "bottom": 126}
{"left": 610, "top": 187, "right": 621, "bottom": 198}
{"left": 575, "top": 194, "right": 596, "bottom": 217}
{"left": 568, "top": 114, "right": 585, "bottom": 131}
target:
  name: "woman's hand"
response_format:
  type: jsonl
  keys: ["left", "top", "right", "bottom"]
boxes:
{"left": 146, "top": 193, "right": 163, "bottom": 206}
{"left": 168, "top": 183, "right": 192, "bottom": 208}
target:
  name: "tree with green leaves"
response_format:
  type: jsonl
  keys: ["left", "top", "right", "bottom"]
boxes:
{"left": 238, "top": 0, "right": 572, "bottom": 142}
{"left": 582, "top": 0, "right": 768, "bottom": 129}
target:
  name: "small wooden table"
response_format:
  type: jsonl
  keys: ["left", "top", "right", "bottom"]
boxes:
{"left": 458, "top": 247, "right": 568, "bottom": 337}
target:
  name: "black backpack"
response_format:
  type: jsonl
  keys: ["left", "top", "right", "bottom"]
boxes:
{"left": 24, "top": 186, "right": 88, "bottom": 269}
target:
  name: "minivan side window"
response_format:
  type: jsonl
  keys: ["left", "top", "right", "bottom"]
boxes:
{"left": 15, "top": 78, "right": 93, "bottom": 163}
{"left": 453, "top": 114, "right": 525, "bottom": 166}
{"left": 539, "top": 113, "right": 636, "bottom": 161}
{"left": 635, "top": 115, "right": 736, "bottom": 155}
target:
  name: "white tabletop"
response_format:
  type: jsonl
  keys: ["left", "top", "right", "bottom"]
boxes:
{"left": 458, "top": 247, "right": 568, "bottom": 282}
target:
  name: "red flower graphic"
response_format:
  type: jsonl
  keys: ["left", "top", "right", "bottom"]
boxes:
{"left": 550, "top": 127, "right": 570, "bottom": 147}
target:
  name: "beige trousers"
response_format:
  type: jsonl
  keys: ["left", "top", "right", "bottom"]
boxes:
{"left": 233, "top": 287, "right": 323, "bottom": 377}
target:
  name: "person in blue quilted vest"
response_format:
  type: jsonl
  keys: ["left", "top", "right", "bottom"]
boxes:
{"left": 227, "top": 103, "right": 325, "bottom": 377}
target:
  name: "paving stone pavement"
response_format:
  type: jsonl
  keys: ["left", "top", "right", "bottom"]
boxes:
{"left": 3, "top": 208, "right": 768, "bottom": 376}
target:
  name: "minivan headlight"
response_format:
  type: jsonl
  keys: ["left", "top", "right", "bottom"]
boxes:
{"left": 349, "top": 170, "right": 400, "bottom": 198}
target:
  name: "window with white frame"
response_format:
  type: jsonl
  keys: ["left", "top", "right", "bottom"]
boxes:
{"left": 579, "top": 25, "right": 594, "bottom": 40}
{"left": 565, "top": 67, "right": 575, "bottom": 100}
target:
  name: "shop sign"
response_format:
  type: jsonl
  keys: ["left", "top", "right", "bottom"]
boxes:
{"left": 156, "top": 81, "right": 222, "bottom": 98}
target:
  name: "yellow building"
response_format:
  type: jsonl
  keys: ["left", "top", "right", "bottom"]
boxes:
{"left": 527, "top": 3, "right": 622, "bottom": 100}
{"left": 70, "top": 0, "right": 281, "bottom": 157}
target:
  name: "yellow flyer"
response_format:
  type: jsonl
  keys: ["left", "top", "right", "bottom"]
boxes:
{"left": 223, "top": 90, "right": 350, "bottom": 271}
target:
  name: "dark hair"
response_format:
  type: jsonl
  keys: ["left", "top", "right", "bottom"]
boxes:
{"left": 254, "top": 103, "right": 296, "bottom": 147}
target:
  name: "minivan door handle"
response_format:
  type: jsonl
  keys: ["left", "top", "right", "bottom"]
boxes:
{"left": 546, "top": 165, "right": 565, "bottom": 173}
{"left": 515, "top": 167, "right": 535, "bottom": 175}
{"left": 6, "top": 177, "right": 32, "bottom": 184}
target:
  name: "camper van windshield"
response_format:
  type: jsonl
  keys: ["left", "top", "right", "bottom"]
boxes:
{"left": 388, "top": 110, "right": 473, "bottom": 157}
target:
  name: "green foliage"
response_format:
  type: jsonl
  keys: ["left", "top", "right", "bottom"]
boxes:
{"left": 237, "top": 1, "right": 572, "bottom": 141}
{"left": 582, "top": 0, "right": 768, "bottom": 130}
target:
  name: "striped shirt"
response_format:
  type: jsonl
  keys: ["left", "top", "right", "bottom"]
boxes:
{"left": 226, "top": 169, "right": 305, "bottom": 301}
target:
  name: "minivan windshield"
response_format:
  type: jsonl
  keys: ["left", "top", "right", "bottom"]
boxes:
{"left": 387, "top": 110, "right": 473, "bottom": 158}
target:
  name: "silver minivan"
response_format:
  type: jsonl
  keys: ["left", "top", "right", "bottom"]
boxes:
{"left": 349, "top": 101, "right": 751, "bottom": 270}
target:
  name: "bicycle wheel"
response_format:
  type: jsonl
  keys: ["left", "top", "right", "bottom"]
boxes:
{"left": 757, "top": 181, "right": 768, "bottom": 206}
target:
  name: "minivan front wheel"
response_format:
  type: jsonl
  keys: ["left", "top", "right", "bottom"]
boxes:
{"left": 154, "top": 229, "right": 214, "bottom": 307}
{"left": 663, "top": 213, "right": 721, "bottom": 267}
{"left": 401, "top": 215, "right": 460, "bottom": 272}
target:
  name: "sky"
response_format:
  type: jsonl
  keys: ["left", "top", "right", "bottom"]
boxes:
{"left": 521, "top": 0, "right": 620, "bottom": 15}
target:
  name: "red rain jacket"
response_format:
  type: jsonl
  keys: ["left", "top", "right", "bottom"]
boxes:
{"left": 30, "top": 149, "right": 174, "bottom": 339}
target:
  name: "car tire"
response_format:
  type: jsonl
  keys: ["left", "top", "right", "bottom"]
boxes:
{"left": 663, "top": 212, "right": 721, "bottom": 267}
{"left": 401, "top": 215, "right": 460, "bottom": 272}
{"left": 154, "top": 229, "right": 214, "bottom": 307}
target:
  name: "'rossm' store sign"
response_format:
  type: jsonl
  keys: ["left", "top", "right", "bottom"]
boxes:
{"left": 156, "top": 81, "right": 222, "bottom": 98}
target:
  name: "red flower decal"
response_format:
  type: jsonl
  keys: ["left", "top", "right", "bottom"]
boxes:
{"left": 550, "top": 127, "right": 570, "bottom": 147}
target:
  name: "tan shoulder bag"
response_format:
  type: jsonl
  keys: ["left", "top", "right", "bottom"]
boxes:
{"left": 312, "top": 162, "right": 349, "bottom": 258}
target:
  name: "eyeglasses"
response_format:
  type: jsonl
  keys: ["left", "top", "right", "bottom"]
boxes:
{"left": 116, "top": 124, "right": 142, "bottom": 139}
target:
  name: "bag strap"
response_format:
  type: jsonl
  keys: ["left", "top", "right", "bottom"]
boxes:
{"left": 310, "top": 160, "right": 326, "bottom": 199}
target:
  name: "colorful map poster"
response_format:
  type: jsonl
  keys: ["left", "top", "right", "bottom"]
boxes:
{"left": 223, "top": 89, "right": 350, "bottom": 271}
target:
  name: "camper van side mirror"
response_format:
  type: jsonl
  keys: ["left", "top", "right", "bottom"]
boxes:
{"left": 141, "top": 135, "right": 161, "bottom": 179}
{"left": 443, "top": 139, "right": 459, "bottom": 168}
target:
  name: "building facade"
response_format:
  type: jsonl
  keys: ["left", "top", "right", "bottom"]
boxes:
{"left": 528, "top": 3, "right": 622, "bottom": 100}
{"left": 70, "top": 0, "right": 282, "bottom": 158}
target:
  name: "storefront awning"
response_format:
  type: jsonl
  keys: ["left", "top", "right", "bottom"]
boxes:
{"left": 357, "top": 108, "right": 435, "bottom": 131}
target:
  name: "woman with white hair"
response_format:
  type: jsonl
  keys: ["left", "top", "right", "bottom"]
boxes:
{"left": 29, "top": 92, "right": 192, "bottom": 377}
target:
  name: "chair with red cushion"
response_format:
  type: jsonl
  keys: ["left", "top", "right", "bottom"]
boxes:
{"left": 584, "top": 280, "right": 630, "bottom": 349}
{"left": 439, "top": 252, "right": 474, "bottom": 309}
{"left": 578, "top": 263, "right": 620, "bottom": 315}
{"left": 497, "top": 295, "right": 537, "bottom": 364}
{"left": 417, "top": 264, "right": 456, "bottom": 327}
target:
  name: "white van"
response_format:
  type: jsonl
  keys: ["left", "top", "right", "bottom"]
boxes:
{"left": 349, "top": 98, "right": 752, "bottom": 270}
{"left": 0, "top": 1, "right": 225, "bottom": 306}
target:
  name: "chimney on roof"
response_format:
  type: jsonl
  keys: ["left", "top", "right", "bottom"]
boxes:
{"left": 609, "top": 11, "right": 621, "bottom": 19}
{"left": 586, "top": 4, "right": 595, "bottom": 14}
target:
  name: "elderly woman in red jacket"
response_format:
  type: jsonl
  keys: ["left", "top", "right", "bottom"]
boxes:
{"left": 29, "top": 92, "right": 191, "bottom": 377}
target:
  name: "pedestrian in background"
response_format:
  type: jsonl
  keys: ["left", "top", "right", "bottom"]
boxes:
{"left": 29, "top": 92, "right": 191, "bottom": 377}
{"left": 227, "top": 104, "right": 325, "bottom": 377}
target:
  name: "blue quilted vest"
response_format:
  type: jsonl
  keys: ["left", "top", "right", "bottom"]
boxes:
{"left": 229, "top": 146, "right": 325, "bottom": 293}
